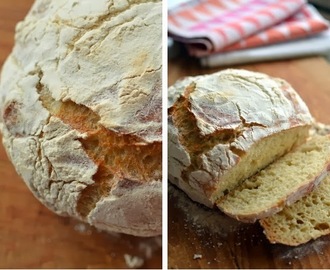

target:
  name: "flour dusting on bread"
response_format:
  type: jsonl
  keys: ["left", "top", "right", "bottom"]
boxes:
{"left": 0, "top": 0, "right": 162, "bottom": 236}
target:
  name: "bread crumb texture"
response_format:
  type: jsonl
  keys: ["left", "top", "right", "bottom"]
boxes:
{"left": 168, "top": 69, "right": 312, "bottom": 207}
{"left": 0, "top": 0, "right": 162, "bottom": 236}
{"left": 218, "top": 135, "right": 330, "bottom": 222}
{"left": 260, "top": 175, "right": 330, "bottom": 246}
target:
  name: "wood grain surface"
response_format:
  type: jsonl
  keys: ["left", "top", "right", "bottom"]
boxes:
{"left": 168, "top": 55, "right": 330, "bottom": 269}
{"left": 0, "top": 1, "right": 162, "bottom": 268}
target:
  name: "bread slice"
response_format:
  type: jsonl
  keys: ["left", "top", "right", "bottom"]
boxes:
{"left": 217, "top": 135, "right": 330, "bottom": 222}
{"left": 260, "top": 175, "right": 330, "bottom": 246}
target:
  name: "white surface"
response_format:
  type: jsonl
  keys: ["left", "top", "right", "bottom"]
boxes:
{"left": 168, "top": 0, "right": 191, "bottom": 10}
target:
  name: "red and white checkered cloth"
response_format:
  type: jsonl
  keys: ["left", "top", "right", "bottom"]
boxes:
{"left": 168, "top": 0, "right": 329, "bottom": 57}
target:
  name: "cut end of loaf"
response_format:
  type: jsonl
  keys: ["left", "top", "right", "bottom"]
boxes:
{"left": 212, "top": 125, "right": 311, "bottom": 203}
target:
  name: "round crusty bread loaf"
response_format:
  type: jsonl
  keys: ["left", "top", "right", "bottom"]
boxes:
{"left": 168, "top": 69, "right": 313, "bottom": 208}
{"left": 0, "top": 0, "right": 162, "bottom": 236}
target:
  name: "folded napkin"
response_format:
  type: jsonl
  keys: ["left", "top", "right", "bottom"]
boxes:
{"left": 219, "top": 4, "right": 329, "bottom": 53}
{"left": 169, "top": 0, "right": 329, "bottom": 57}
{"left": 200, "top": 29, "right": 330, "bottom": 67}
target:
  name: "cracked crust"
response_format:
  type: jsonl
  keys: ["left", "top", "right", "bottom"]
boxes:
{"left": 0, "top": 0, "right": 162, "bottom": 236}
{"left": 168, "top": 69, "right": 313, "bottom": 208}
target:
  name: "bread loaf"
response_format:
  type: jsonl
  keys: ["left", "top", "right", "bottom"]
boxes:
{"left": 0, "top": 0, "right": 162, "bottom": 236}
{"left": 217, "top": 135, "right": 330, "bottom": 222}
{"left": 168, "top": 69, "right": 312, "bottom": 207}
{"left": 260, "top": 173, "right": 330, "bottom": 246}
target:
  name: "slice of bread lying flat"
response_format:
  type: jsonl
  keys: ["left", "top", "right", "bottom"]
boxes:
{"left": 260, "top": 174, "right": 330, "bottom": 246}
{"left": 217, "top": 135, "right": 330, "bottom": 222}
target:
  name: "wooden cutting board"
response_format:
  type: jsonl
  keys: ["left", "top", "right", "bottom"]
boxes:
{"left": 168, "top": 55, "right": 330, "bottom": 269}
{"left": 0, "top": 1, "right": 162, "bottom": 268}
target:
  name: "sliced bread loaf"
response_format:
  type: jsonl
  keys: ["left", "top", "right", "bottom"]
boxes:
{"left": 217, "top": 135, "right": 330, "bottom": 222}
{"left": 260, "top": 174, "right": 330, "bottom": 246}
{"left": 168, "top": 69, "right": 312, "bottom": 207}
